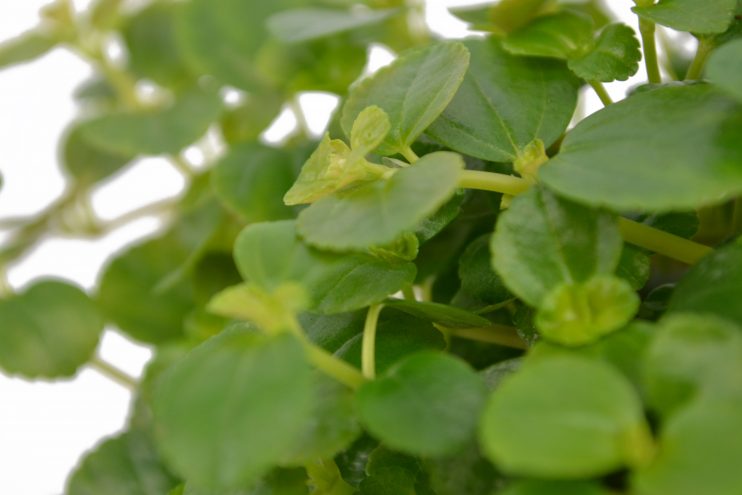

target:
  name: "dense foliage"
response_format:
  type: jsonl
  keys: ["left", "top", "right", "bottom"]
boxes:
{"left": 1, "top": 0, "right": 742, "bottom": 494}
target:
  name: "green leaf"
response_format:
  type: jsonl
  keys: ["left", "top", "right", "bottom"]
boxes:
{"left": 335, "top": 309, "right": 446, "bottom": 374}
{"left": 642, "top": 313, "right": 742, "bottom": 418}
{"left": 451, "top": 0, "right": 552, "bottom": 34}
{"left": 341, "top": 42, "right": 470, "bottom": 156}
{"left": 707, "top": 38, "right": 742, "bottom": 103}
{"left": 299, "top": 310, "right": 365, "bottom": 353}
{"left": 500, "top": 480, "right": 612, "bottom": 495}
{"left": 183, "top": 468, "right": 308, "bottom": 495}
{"left": 480, "top": 356, "right": 653, "bottom": 478}
{"left": 424, "top": 443, "right": 501, "bottom": 495}
{"left": 97, "top": 235, "right": 194, "bottom": 343}
{"left": 458, "top": 234, "right": 511, "bottom": 305}
{"left": 220, "top": 92, "right": 284, "bottom": 145}
{"left": 267, "top": 7, "right": 397, "bottom": 43}
{"left": 175, "top": 0, "right": 304, "bottom": 90}
{"left": 667, "top": 240, "right": 742, "bottom": 326}
{"left": 383, "top": 299, "right": 491, "bottom": 328}
{"left": 633, "top": 0, "right": 737, "bottom": 34}
{"left": 123, "top": 2, "right": 195, "bottom": 88}
{"left": 568, "top": 23, "right": 642, "bottom": 82}
{"left": 234, "top": 220, "right": 415, "bottom": 314}
{"left": 502, "top": 11, "right": 595, "bottom": 59}
{"left": 62, "top": 123, "right": 132, "bottom": 184}
{"left": 154, "top": 331, "right": 313, "bottom": 490}
{"left": 541, "top": 84, "right": 742, "bottom": 212}
{"left": 297, "top": 151, "right": 464, "bottom": 250}
{"left": 281, "top": 374, "right": 361, "bottom": 465}
{"left": 80, "top": 86, "right": 223, "bottom": 156}
{"left": 212, "top": 143, "right": 296, "bottom": 222}
{"left": 535, "top": 275, "right": 639, "bottom": 346}
{"left": 631, "top": 397, "right": 742, "bottom": 495}
{"left": 0, "top": 30, "right": 57, "bottom": 71}
{"left": 66, "top": 431, "right": 179, "bottom": 495}
{"left": 357, "top": 352, "right": 486, "bottom": 456}
{"left": 0, "top": 280, "right": 103, "bottom": 379}
{"left": 426, "top": 38, "right": 579, "bottom": 163}
{"left": 491, "top": 187, "right": 623, "bottom": 307}
{"left": 616, "top": 245, "right": 651, "bottom": 290}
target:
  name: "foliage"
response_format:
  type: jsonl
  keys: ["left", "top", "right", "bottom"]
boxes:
{"left": 1, "top": 0, "right": 741, "bottom": 494}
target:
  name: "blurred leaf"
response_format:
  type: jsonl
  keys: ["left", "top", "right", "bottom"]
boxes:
{"left": 0, "top": 280, "right": 103, "bottom": 378}
{"left": 212, "top": 143, "right": 296, "bottom": 222}
{"left": 480, "top": 355, "right": 653, "bottom": 478}
{"left": 154, "top": 331, "right": 313, "bottom": 490}
{"left": 267, "top": 7, "right": 397, "bottom": 43}
{"left": 384, "top": 299, "right": 491, "bottom": 328}
{"left": 220, "top": 92, "right": 284, "bottom": 145}
{"left": 62, "top": 123, "right": 132, "bottom": 184}
{"left": 0, "top": 30, "right": 57, "bottom": 71}
{"left": 502, "top": 11, "right": 595, "bottom": 59}
{"left": 500, "top": 480, "right": 611, "bottom": 495}
{"left": 80, "top": 86, "right": 222, "bottom": 156}
{"left": 707, "top": 38, "right": 742, "bottom": 103}
{"left": 66, "top": 430, "right": 179, "bottom": 495}
{"left": 633, "top": 0, "right": 737, "bottom": 34}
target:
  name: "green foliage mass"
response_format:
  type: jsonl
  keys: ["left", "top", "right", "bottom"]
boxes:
{"left": 1, "top": 0, "right": 742, "bottom": 493}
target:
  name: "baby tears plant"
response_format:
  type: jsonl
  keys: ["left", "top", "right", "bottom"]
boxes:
{"left": 1, "top": 0, "right": 742, "bottom": 494}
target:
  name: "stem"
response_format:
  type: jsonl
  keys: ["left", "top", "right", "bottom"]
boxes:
{"left": 305, "top": 344, "right": 365, "bottom": 389}
{"left": 402, "top": 285, "right": 416, "bottom": 301}
{"left": 289, "top": 97, "right": 311, "bottom": 139}
{"left": 400, "top": 145, "right": 419, "bottom": 163}
{"left": 443, "top": 324, "right": 527, "bottom": 350}
{"left": 589, "top": 81, "right": 613, "bottom": 106}
{"left": 458, "top": 170, "right": 532, "bottom": 196}
{"left": 99, "top": 197, "right": 177, "bottom": 232}
{"left": 361, "top": 304, "right": 384, "bottom": 379}
{"left": 618, "top": 217, "right": 712, "bottom": 264}
{"left": 89, "top": 356, "right": 137, "bottom": 390}
{"left": 639, "top": 18, "right": 661, "bottom": 84}
{"left": 0, "top": 266, "right": 13, "bottom": 298}
{"left": 168, "top": 154, "right": 195, "bottom": 178}
{"left": 685, "top": 38, "right": 712, "bottom": 80}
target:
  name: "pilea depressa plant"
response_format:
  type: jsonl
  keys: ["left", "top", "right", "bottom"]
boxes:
{"left": 1, "top": 0, "right": 742, "bottom": 494}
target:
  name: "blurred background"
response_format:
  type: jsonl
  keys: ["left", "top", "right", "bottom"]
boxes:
{"left": 0, "top": 1, "right": 683, "bottom": 493}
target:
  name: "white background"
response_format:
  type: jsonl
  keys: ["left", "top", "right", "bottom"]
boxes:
{"left": 0, "top": 1, "right": 660, "bottom": 493}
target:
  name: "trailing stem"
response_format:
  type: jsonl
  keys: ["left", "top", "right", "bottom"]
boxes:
{"left": 361, "top": 304, "right": 384, "bottom": 379}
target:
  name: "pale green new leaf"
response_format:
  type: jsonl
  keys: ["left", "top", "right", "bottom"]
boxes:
{"left": 357, "top": 352, "right": 486, "bottom": 456}
{"left": 297, "top": 151, "right": 464, "bottom": 250}
{"left": 568, "top": 23, "right": 641, "bottom": 82}
{"left": 154, "top": 331, "right": 313, "bottom": 490}
{"left": 350, "top": 106, "right": 391, "bottom": 156}
{"left": 427, "top": 38, "right": 579, "bottom": 162}
{"left": 633, "top": 0, "right": 737, "bottom": 34}
{"left": 491, "top": 187, "right": 623, "bottom": 307}
{"left": 707, "top": 38, "right": 742, "bottom": 103}
{"left": 341, "top": 42, "right": 470, "bottom": 156}
{"left": 480, "top": 356, "right": 653, "bottom": 478}
{"left": 267, "top": 7, "right": 397, "bottom": 43}
{"left": 541, "top": 84, "right": 742, "bottom": 212}
{"left": 0, "top": 280, "right": 104, "bottom": 379}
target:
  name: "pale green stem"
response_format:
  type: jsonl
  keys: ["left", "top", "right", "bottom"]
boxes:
{"left": 89, "top": 356, "right": 137, "bottom": 390}
{"left": 290, "top": 97, "right": 312, "bottom": 139}
{"left": 639, "top": 18, "right": 662, "bottom": 84}
{"left": 685, "top": 38, "right": 712, "bottom": 80}
{"left": 589, "top": 81, "right": 613, "bottom": 106}
{"left": 443, "top": 324, "right": 527, "bottom": 350}
{"left": 458, "top": 170, "right": 532, "bottom": 196}
{"left": 168, "top": 154, "right": 196, "bottom": 178}
{"left": 400, "top": 145, "right": 420, "bottom": 163}
{"left": 361, "top": 304, "right": 384, "bottom": 379}
{"left": 618, "top": 218, "right": 712, "bottom": 264}
{"left": 98, "top": 197, "right": 177, "bottom": 233}
{"left": 305, "top": 344, "right": 365, "bottom": 389}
